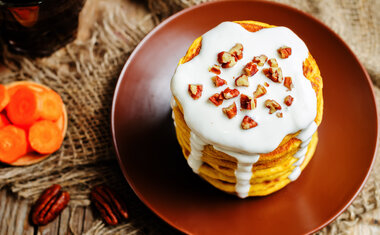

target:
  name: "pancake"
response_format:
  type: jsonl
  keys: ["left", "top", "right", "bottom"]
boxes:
{"left": 170, "top": 21, "right": 323, "bottom": 198}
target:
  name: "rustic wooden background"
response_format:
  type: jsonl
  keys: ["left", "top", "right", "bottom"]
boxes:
{"left": 0, "top": 0, "right": 379, "bottom": 234}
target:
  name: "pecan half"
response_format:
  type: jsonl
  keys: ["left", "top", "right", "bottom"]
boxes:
{"left": 31, "top": 184, "right": 70, "bottom": 226}
{"left": 91, "top": 185, "right": 129, "bottom": 226}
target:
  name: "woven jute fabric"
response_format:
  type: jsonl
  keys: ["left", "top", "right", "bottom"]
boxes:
{"left": 0, "top": 0, "right": 378, "bottom": 234}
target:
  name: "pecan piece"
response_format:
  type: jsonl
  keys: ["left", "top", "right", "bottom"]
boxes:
{"left": 31, "top": 184, "right": 70, "bottom": 226}
{"left": 284, "top": 76, "right": 294, "bottom": 90}
{"left": 240, "top": 94, "right": 256, "bottom": 110}
{"left": 241, "top": 116, "right": 258, "bottom": 130}
{"left": 252, "top": 55, "right": 268, "bottom": 66}
{"left": 278, "top": 46, "right": 292, "bottom": 59}
{"left": 267, "top": 58, "right": 278, "bottom": 67}
{"left": 211, "top": 76, "right": 227, "bottom": 87}
{"left": 91, "top": 185, "right": 129, "bottom": 226}
{"left": 284, "top": 95, "right": 294, "bottom": 106}
{"left": 217, "top": 51, "right": 237, "bottom": 68}
{"left": 209, "top": 93, "right": 224, "bottom": 106}
{"left": 253, "top": 84, "right": 267, "bottom": 98}
{"left": 265, "top": 99, "right": 282, "bottom": 114}
{"left": 229, "top": 43, "right": 243, "bottom": 60}
{"left": 188, "top": 84, "right": 203, "bottom": 99}
{"left": 222, "top": 87, "right": 240, "bottom": 99}
{"left": 209, "top": 64, "right": 221, "bottom": 75}
{"left": 264, "top": 82, "right": 270, "bottom": 87}
{"left": 222, "top": 102, "right": 237, "bottom": 119}
{"left": 276, "top": 112, "right": 283, "bottom": 118}
{"left": 263, "top": 67, "right": 283, "bottom": 83}
{"left": 235, "top": 74, "right": 249, "bottom": 87}
{"left": 243, "top": 62, "right": 258, "bottom": 76}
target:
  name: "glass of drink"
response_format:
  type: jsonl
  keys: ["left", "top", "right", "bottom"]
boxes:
{"left": 0, "top": 0, "right": 86, "bottom": 57}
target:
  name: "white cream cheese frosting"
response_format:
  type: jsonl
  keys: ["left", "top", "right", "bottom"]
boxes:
{"left": 170, "top": 22, "right": 318, "bottom": 197}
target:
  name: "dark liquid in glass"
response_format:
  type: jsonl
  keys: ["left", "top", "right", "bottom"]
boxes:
{"left": 0, "top": 0, "right": 86, "bottom": 57}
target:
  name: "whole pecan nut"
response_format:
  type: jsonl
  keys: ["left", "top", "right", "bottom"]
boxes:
{"left": 31, "top": 184, "right": 70, "bottom": 226}
{"left": 91, "top": 185, "right": 128, "bottom": 226}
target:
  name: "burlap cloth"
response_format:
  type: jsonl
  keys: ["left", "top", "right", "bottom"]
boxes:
{"left": 0, "top": 0, "right": 378, "bottom": 234}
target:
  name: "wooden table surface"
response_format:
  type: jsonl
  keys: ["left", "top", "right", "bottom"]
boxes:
{"left": 0, "top": 0, "right": 379, "bottom": 234}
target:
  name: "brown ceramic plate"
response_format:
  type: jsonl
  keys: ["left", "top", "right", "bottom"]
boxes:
{"left": 111, "top": 1, "right": 378, "bottom": 234}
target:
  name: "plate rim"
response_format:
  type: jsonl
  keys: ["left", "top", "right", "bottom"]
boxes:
{"left": 111, "top": 1, "right": 379, "bottom": 233}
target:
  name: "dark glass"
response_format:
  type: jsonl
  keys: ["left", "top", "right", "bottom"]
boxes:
{"left": 0, "top": 0, "right": 86, "bottom": 57}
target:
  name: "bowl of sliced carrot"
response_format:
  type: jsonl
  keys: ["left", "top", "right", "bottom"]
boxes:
{"left": 0, "top": 81, "right": 67, "bottom": 166}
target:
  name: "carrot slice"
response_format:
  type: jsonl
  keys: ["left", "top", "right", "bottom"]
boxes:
{"left": 0, "top": 125, "right": 28, "bottom": 163}
{"left": 0, "top": 85, "right": 10, "bottom": 112}
{"left": 0, "top": 114, "right": 10, "bottom": 128}
{"left": 28, "top": 120, "right": 63, "bottom": 154}
{"left": 39, "top": 90, "right": 63, "bottom": 121}
{"left": 7, "top": 87, "right": 40, "bottom": 127}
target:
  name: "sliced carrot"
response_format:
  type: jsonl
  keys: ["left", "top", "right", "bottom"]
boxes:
{"left": 39, "top": 90, "right": 63, "bottom": 121}
{"left": 0, "top": 125, "right": 28, "bottom": 163}
{"left": 7, "top": 87, "right": 40, "bottom": 127}
{"left": 0, "top": 85, "right": 10, "bottom": 112}
{"left": 0, "top": 113, "right": 10, "bottom": 128}
{"left": 28, "top": 120, "right": 63, "bottom": 154}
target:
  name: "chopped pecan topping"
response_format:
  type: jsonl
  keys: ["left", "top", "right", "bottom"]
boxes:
{"left": 276, "top": 112, "right": 283, "bottom": 118}
{"left": 252, "top": 55, "right": 268, "bottom": 66}
{"left": 265, "top": 99, "right": 282, "bottom": 114}
{"left": 278, "top": 46, "right": 292, "bottom": 59}
{"left": 241, "top": 116, "right": 258, "bottom": 130}
{"left": 229, "top": 43, "right": 243, "bottom": 60}
{"left": 267, "top": 58, "right": 278, "bottom": 67}
{"left": 188, "top": 84, "right": 203, "bottom": 99}
{"left": 264, "top": 82, "right": 270, "bottom": 87}
{"left": 240, "top": 94, "right": 256, "bottom": 110}
{"left": 222, "top": 102, "right": 237, "bottom": 119}
{"left": 284, "top": 95, "right": 294, "bottom": 106}
{"left": 263, "top": 67, "right": 283, "bottom": 83}
{"left": 209, "top": 93, "right": 224, "bottom": 106}
{"left": 284, "top": 76, "right": 294, "bottom": 90}
{"left": 243, "top": 62, "right": 258, "bottom": 76}
{"left": 222, "top": 87, "right": 240, "bottom": 99}
{"left": 235, "top": 74, "right": 249, "bottom": 87}
{"left": 217, "top": 51, "right": 237, "bottom": 68}
{"left": 211, "top": 76, "right": 227, "bottom": 87}
{"left": 209, "top": 64, "right": 221, "bottom": 75}
{"left": 253, "top": 84, "right": 267, "bottom": 98}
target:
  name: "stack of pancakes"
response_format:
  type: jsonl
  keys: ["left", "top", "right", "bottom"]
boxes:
{"left": 171, "top": 21, "right": 323, "bottom": 197}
